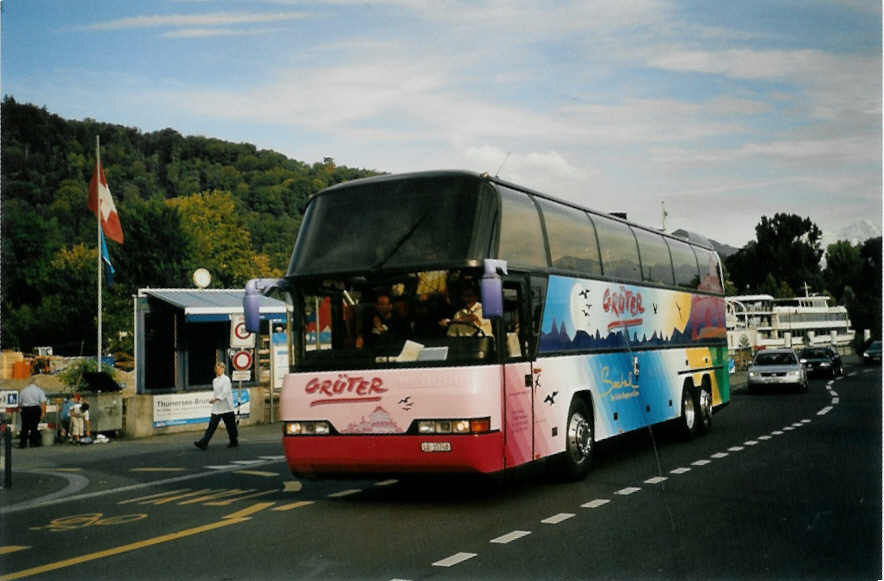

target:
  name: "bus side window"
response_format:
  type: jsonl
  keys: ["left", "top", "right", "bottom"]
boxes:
{"left": 667, "top": 238, "right": 701, "bottom": 290}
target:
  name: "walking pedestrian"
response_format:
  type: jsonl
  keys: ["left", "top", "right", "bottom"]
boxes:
{"left": 19, "top": 372, "right": 47, "bottom": 448}
{"left": 194, "top": 362, "right": 238, "bottom": 450}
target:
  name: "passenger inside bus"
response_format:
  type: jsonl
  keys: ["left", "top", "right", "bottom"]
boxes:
{"left": 355, "top": 293, "right": 410, "bottom": 349}
{"left": 442, "top": 285, "right": 493, "bottom": 337}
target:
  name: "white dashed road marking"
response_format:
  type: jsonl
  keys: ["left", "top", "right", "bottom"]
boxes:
{"left": 581, "top": 499, "right": 611, "bottom": 508}
{"left": 542, "top": 513, "right": 576, "bottom": 524}
{"left": 615, "top": 486, "right": 642, "bottom": 495}
{"left": 490, "top": 530, "right": 532, "bottom": 544}
{"left": 433, "top": 553, "right": 477, "bottom": 567}
{"left": 395, "top": 381, "right": 847, "bottom": 580}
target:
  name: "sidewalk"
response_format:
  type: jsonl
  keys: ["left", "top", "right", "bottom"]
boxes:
{"left": 0, "top": 421, "right": 285, "bottom": 509}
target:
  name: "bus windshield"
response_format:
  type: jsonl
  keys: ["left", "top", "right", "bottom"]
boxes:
{"left": 288, "top": 174, "right": 496, "bottom": 276}
{"left": 298, "top": 268, "right": 502, "bottom": 370}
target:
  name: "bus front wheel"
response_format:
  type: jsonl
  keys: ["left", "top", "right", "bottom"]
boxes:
{"left": 558, "top": 398, "right": 594, "bottom": 480}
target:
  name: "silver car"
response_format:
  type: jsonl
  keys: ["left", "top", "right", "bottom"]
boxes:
{"left": 747, "top": 348, "right": 808, "bottom": 393}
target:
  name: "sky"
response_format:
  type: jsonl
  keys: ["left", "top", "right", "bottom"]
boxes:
{"left": 2, "top": 0, "right": 881, "bottom": 248}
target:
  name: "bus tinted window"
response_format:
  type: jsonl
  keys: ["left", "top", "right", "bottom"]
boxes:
{"left": 593, "top": 214, "right": 641, "bottom": 281}
{"left": 289, "top": 175, "right": 487, "bottom": 275}
{"left": 633, "top": 228, "right": 675, "bottom": 285}
{"left": 667, "top": 238, "right": 700, "bottom": 289}
{"left": 498, "top": 187, "right": 548, "bottom": 268}
{"left": 538, "top": 199, "right": 601, "bottom": 275}
{"left": 695, "top": 247, "right": 724, "bottom": 293}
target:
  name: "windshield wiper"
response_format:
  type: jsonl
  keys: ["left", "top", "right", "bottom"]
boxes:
{"left": 371, "top": 209, "right": 431, "bottom": 271}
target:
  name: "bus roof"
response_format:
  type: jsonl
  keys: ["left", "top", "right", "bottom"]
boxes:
{"left": 315, "top": 169, "right": 716, "bottom": 251}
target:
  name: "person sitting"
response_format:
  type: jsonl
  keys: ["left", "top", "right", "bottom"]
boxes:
{"left": 441, "top": 286, "right": 492, "bottom": 337}
{"left": 356, "top": 293, "right": 410, "bottom": 349}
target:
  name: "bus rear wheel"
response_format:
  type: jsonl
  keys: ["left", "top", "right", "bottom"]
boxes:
{"left": 679, "top": 385, "right": 699, "bottom": 440}
{"left": 558, "top": 398, "right": 594, "bottom": 480}
{"left": 697, "top": 385, "right": 713, "bottom": 434}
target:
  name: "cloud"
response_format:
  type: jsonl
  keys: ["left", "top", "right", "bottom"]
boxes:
{"left": 85, "top": 11, "right": 305, "bottom": 31}
{"left": 162, "top": 27, "right": 277, "bottom": 38}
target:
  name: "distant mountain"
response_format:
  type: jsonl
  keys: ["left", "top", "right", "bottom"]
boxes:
{"left": 824, "top": 219, "right": 882, "bottom": 248}
{"left": 670, "top": 229, "right": 739, "bottom": 258}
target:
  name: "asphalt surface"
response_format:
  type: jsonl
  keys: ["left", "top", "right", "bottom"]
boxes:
{"left": 0, "top": 366, "right": 880, "bottom": 581}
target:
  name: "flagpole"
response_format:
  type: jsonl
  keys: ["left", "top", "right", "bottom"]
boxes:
{"left": 96, "top": 135, "right": 102, "bottom": 371}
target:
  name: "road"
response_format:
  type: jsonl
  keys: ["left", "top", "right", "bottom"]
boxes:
{"left": 1, "top": 365, "right": 880, "bottom": 580}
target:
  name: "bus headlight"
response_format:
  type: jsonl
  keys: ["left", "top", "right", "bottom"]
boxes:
{"left": 284, "top": 421, "right": 331, "bottom": 436}
{"left": 415, "top": 417, "right": 490, "bottom": 434}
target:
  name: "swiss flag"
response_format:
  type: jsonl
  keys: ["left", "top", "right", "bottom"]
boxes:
{"left": 88, "top": 162, "right": 124, "bottom": 244}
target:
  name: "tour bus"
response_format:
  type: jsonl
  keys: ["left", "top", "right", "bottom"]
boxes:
{"left": 244, "top": 170, "right": 729, "bottom": 479}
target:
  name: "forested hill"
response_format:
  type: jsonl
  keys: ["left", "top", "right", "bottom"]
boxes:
{"left": 1, "top": 97, "right": 379, "bottom": 354}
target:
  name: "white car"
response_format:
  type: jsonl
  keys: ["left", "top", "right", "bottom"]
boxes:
{"left": 747, "top": 348, "right": 808, "bottom": 393}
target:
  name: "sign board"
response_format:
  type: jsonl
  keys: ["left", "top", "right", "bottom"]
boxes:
{"left": 229, "top": 314, "right": 255, "bottom": 348}
{"left": 1, "top": 390, "right": 19, "bottom": 409}
{"left": 233, "top": 388, "right": 250, "bottom": 418}
{"left": 271, "top": 330, "right": 289, "bottom": 391}
{"left": 153, "top": 392, "right": 213, "bottom": 428}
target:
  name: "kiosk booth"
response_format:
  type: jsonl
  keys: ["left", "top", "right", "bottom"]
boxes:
{"left": 129, "top": 289, "right": 289, "bottom": 437}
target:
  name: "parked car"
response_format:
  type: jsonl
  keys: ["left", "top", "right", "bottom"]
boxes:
{"left": 799, "top": 346, "right": 843, "bottom": 378}
{"left": 862, "top": 340, "right": 882, "bottom": 366}
{"left": 747, "top": 348, "right": 808, "bottom": 393}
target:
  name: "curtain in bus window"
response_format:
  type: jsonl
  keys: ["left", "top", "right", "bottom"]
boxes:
{"left": 498, "top": 187, "right": 547, "bottom": 268}
{"left": 695, "top": 248, "right": 724, "bottom": 293}
{"left": 632, "top": 228, "right": 675, "bottom": 285}
{"left": 537, "top": 199, "right": 601, "bottom": 275}
{"left": 592, "top": 215, "right": 641, "bottom": 281}
{"left": 667, "top": 238, "right": 701, "bottom": 289}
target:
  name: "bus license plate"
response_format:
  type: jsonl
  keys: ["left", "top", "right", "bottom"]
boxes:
{"left": 421, "top": 442, "right": 451, "bottom": 453}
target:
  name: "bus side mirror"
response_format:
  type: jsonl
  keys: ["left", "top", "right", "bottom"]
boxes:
{"left": 480, "top": 259, "right": 508, "bottom": 319}
{"left": 243, "top": 278, "right": 284, "bottom": 333}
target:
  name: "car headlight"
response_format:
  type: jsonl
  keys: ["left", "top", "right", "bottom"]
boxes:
{"left": 820, "top": 362, "right": 830, "bottom": 367}
{"left": 787, "top": 371, "right": 801, "bottom": 378}
{"left": 284, "top": 421, "right": 331, "bottom": 436}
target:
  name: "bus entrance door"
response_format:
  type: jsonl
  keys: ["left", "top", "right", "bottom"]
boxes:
{"left": 502, "top": 281, "right": 535, "bottom": 469}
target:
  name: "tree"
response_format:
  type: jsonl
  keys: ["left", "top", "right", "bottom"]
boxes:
{"left": 823, "top": 240, "right": 862, "bottom": 304}
{"left": 725, "top": 213, "right": 824, "bottom": 294}
{"left": 167, "top": 190, "right": 281, "bottom": 287}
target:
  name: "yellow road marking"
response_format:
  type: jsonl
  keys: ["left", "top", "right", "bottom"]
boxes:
{"left": 327, "top": 489, "right": 361, "bottom": 498}
{"left": 177, "top": 489, "right": 253, "bottom": 505}
{"left": 0, "top": 546, "right": 29, "bottom": 555}
{"left": 0, "top": 518, "right": 248, "bottom": 581}
{"left": 283, "top": 481, "right": 303, "bottom": 493}
{"left": 222, "top": 502, "right": 275, "bottom": 520}
{"left": 203, "top": 489, "right": 275, "bottom": 506}
{"left": 233, "top": 470, "right": 279, "bottom": 477}
{"left": 138, "top": 489, "right": 219, "bottom": 505}
{"left": 130, "top": 467, "right": 187, "bottom": 472}
{"left": 272, "top": 501, "right": 314, "bottom": 512}
{"left": 118, "top": 489, "right": 191, "bottom": 505}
